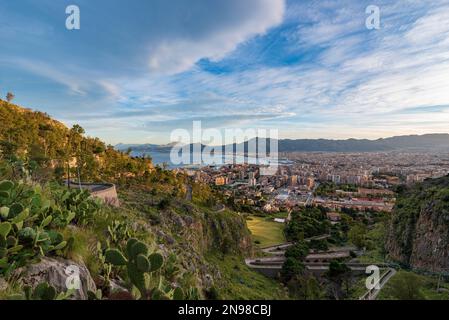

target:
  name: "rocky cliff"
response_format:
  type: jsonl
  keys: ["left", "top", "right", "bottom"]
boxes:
{"left": 386, "top": 175, "right": 449, "bottom": 272}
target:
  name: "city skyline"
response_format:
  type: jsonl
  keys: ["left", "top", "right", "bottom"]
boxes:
{"left": 1, "top": 0, "right": 449, "bottom": 144}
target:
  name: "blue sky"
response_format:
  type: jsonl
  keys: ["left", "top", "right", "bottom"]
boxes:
{"left": 1, "top": 0, "right": 449, "bottom": 144}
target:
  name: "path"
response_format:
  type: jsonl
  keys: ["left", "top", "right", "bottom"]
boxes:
{"left": 305, "top": 182, "right": 320, "bottom": 206}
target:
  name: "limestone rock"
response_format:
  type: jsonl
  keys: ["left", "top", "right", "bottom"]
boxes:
{"left": 0, "top": 277, "right": 7, "bottom": 291}
{"left": 15, "top": 257, "right": 96, "bottom": 300}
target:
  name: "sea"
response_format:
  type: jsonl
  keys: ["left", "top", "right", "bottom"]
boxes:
{"left": 130, "top": 150, "right": 291, "bottom": 169}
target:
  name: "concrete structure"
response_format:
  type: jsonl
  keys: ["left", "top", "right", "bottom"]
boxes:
{"left": 248, "top": 240, "right": 366, "bottom": 278}
{"left": 67, "top": 181, "right": 120, "bottom": 207}
{"left": 245, "top": 257, "right": 379, "bottom": 278}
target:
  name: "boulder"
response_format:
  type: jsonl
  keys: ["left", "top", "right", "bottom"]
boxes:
{"left": 15, "top": 257, "right": 96, "bottom": 300}
{"left": 0, "top": 277, "right": 7, "bottom": 291}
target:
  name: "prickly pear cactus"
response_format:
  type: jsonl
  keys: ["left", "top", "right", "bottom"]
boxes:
{"left": 105, "top": 238, "right": 167, "bottom": 299}
{"left": 0, "top": 180, "right": 67, "bottom": 276}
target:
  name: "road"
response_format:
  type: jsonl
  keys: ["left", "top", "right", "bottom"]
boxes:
{"left": 260, "top": 235, "right": 332, "bottom": 255}
{"left": 245, "top": 257, "right": 386, "bottom": 278}
{"left": 359, "top": 268, "right": 397, "bottom": 300}
{"left": 305, "top": 182, "right": 320, "bottom": 206}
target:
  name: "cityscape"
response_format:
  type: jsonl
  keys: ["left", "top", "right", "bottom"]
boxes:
{"left": 1, "top": 0, "right": 449, "bottom": 314}
{"left": 173, "top": 150, "right": 448, "bottom": 216}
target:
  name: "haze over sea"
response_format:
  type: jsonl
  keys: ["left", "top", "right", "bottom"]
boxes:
{"left": 129, "top": 150, "right": 283, "bottom": 169}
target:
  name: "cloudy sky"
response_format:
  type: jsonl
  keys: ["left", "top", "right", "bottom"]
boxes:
{"left": 1, "top": 0, "right": 449, "bottom": 144}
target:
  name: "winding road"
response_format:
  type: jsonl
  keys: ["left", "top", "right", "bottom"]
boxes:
{"left": 359, "top": 268, "right": 397, "bottom": 300}
{"left": 246, "top": 238, "right": 397, "bottom": 299}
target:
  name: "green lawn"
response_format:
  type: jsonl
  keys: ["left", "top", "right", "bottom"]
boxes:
{"left": 246, "top": 216, "right": 286, "bottom": 248}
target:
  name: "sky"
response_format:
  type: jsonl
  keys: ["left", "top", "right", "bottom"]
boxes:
{"left": 1, "top": 0, "right": 449, "bottom": 145}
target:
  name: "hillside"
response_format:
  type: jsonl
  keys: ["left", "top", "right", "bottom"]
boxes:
{"left": 0, "top": 100, "right": 287, "bottom": 300}
{"left": 386, "top": 175, "right": 449, "bottom": 272}
{"left": 277, "top": 134, "right": 449, "bottom": 152}
{"left": 0, "top": 99, "right": 153, "bottom": 183}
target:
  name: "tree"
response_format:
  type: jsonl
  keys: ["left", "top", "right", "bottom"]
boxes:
{"left": 281, "top": 257, "right": 305, "bottom": 283}
{"left": 284, "top": 207, "right": 330, "bottom": 241}
{"left": 348, "top": 223, "right": 367, "bottom": 249}
{"left": 285, "top": 241, "right": 309, "bottom": 260}
{"left": 281, "top": 241, "right": 309, "bottom": 282}
{"left": 325, "top": 260, "right": 352, "bottom": 300}
{"left": 309, "top": 239, "right": 329, "bottom": 251}
{"left": 287, "top": 274, "right": 323, "bottom": 300}
{"left": 383, "top": 271, "right": 425, "bottom": 300}
{"left": 6, "top": 92, "right": 15, "bottom": 102}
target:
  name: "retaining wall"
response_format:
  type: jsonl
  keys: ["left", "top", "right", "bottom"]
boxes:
{"left": 67, "top": 181, "right": 120, "bottom": 207}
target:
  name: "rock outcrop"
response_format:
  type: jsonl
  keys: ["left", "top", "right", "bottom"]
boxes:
{"left": 15, "top": 257, "right": 96, "bottom": 300}
{"left": 144, "top": 206, "right": 253, "bottom": 294}
{"left": 386, "top": 175, "right": 449, "bottom": 272}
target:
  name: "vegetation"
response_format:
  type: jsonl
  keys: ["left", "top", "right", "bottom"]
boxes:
{"left": 388, "top": 175, "right": 449, "bottom": 267}
{"left": 315, "top": 182, "right": 357, "bottom": 196}
{"left": 374, "top": 270, "right": 449, "bottom": 300}
{"left": 379, "top": 271, "right": 425, "bottom": 300}
{"left": 0, "top": 170, "right": 189, "bottom": 299}
{"left": 0, "top": 100, "right": 152, "bottom": 184}
{"left": 0, "top": 178, "right": 93, "bottom": 277}
{"left": 284, "top": 207, "right": 330, "bottom": 242}
{"left": 281, "top": 241, "right": 309, "bottom": 282}
{"left": 324, "top": 260, "right": 352, "bottom": 300}
{"left": 105, "top": 238, "right": 176, "bottom": 300}
{"left": 246, "top": 216, "right": 285, "bottom": 248}
{"left": 347, "top": 222, "right": 368, "bottom": 249}
{"left": 206, "top": 254, "right": 288, "bottom": 300}
{"left": 16, "top": 282, "right": 73, "bottom": 300}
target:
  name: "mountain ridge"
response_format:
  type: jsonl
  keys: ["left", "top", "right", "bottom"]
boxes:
{"left": 116, "top": 133, "right": 449, "bottom": 153}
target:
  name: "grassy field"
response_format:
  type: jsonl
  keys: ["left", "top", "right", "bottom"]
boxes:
{"left": 246, "top": 216, "right": 286, "bottom": 248}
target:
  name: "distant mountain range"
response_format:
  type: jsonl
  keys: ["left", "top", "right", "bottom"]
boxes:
{"left": 116, "top": 134, "right": 449, "bottom": 154}
{"left": 115, "top": 143, "right": 176, "bottom": 154}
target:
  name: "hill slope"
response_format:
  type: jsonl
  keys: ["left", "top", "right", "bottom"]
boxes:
{"left": 0, "top": 99, "right": 152, "bottom": 182}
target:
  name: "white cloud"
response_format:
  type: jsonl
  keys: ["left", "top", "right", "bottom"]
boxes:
{"left": 145, "top": 0, "right": 285, "bottom": 74}
{"left": 9, "top": 58, "right": 86, "bottom": 95}
{"left": 4, "top": 0, "right": 449, "bottom": 143}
